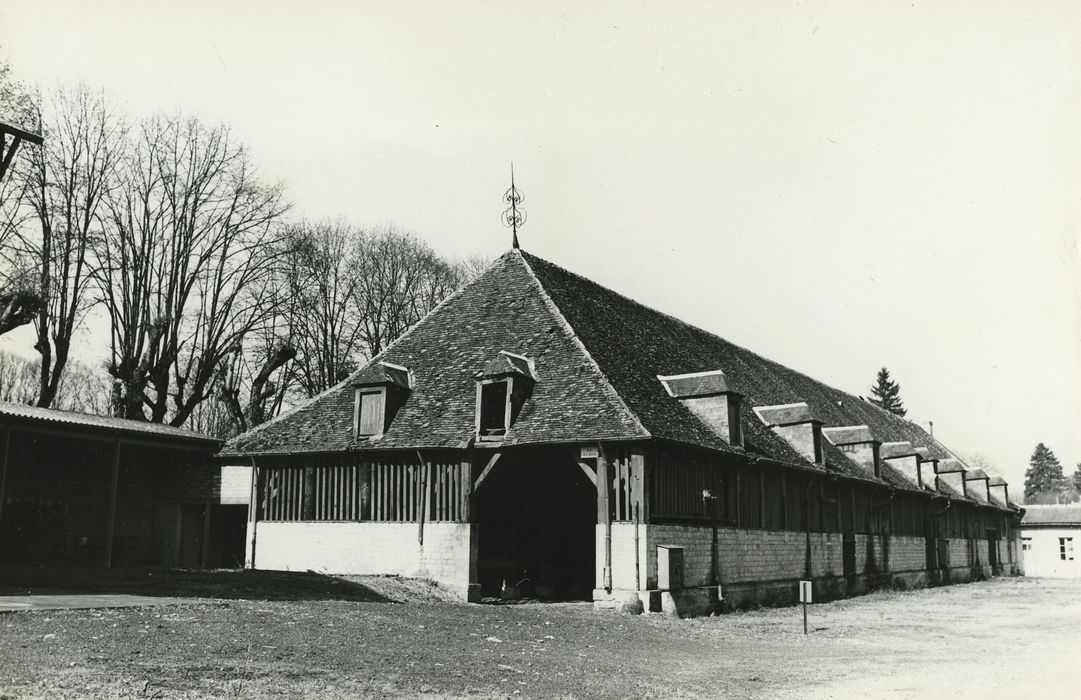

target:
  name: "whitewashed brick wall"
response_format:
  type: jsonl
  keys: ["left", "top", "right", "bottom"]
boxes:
{"left": 602, "top": 524, "right": 854, "bottom": 590}
{"left": 889, "top": 536, "right": 926, "bottom": 572}
{"left": 948, "top": 538, "right": 971, "bottom": 568}
{"left": 219, "top": 466, "right": 253, "bottom": 504}
{"left": 250, "top": 522, "right": 475, "bottom": 599}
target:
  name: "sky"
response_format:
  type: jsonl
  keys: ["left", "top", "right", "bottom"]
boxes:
{"left": 2, "top": 1, "right": 1079, "bottom": 491}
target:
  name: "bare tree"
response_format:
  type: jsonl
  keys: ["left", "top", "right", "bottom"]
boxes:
{"left": 452, "top": 253, "right": 493, "bottom": 281}
{"left": 215, "top": 336, "right": 296, "bottom": 435}
{"left": 352, "top": 226, "right": 469, "bottom": 358}
{"left": 12, "top": 88, "right": 122, "bottom": 407}
{"left": 95, "top": 115, "right": 289, "bottom": 425}
{"left": 0, "top": 349, "right": 109, "bottom": 412}
{"left": 0, "top": 350, "right": 37, "bottom": 404}
{"left": 281, "top": 221, "right": 367, "bottom": 398}
{"left": 0, "top": 57, "right": 42, "bottom": 337}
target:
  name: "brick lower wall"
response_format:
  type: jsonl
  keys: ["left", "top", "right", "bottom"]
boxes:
{"left": 250, "top": 521, "right": 477, "bottom": 600}
{"left": 889, "top": 536, "right": 927, "bottom": 572}
{"left": 594, "top": 520, "right": 1006, "bottom": 612}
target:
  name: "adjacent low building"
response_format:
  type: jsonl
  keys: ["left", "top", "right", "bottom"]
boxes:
{"left": 1020, "top": 504, "right": 1081, "bottom": 577}
{"left": 0, "top": 402, "right": 233, "bottom": 569}
{"left": 221, "top": 248, "right": 1023, "bottom": 614}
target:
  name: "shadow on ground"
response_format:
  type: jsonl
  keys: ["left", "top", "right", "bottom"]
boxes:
{"left": 0, "top": 567, "right": 399, "bottom": 603}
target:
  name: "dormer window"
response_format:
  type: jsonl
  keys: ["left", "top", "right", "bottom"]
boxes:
{"left": 478, "top": 380, "right": 509, "bottom": 438}
{"left": 356, "top": 388, "right": 386, "bottom": 437}
{"left": 754, "top": 402, "right": 824, "bottom": 468}
{"left": 657, "top": 369, "right": 743, "bottom": 446}
{"left": 352, "top": 361, "right": 413, "bottom": 439}
{"left": 822, "top": 425, "right": 880, "bottom": 478}
{"left": 475, "top": 351, "right": 537, "bottom": 443}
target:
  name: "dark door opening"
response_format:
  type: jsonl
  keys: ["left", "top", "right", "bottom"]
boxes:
{"left": 475, "top": 454, "right": 595, "bottom": 601}
{"left": 987, "top": 529, "right": 1000, "bottom": 575}
{"left": 178, "top": 504, "right": 207, "bottom": 568}
{"left": 208, "top": 505, "right": 248, "bottom": 568}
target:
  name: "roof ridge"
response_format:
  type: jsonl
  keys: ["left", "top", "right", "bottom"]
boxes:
{"left": 516, "top": 250, "right": 651, "bottom": 440}
{"left": 225, "top": 251, "right": 515, "bottom": 447}
{"left": 519, "top": 253, "right": 852, "bottom": 409}
{"left": 519, "top": 251, "right": 945, "bottom": 443}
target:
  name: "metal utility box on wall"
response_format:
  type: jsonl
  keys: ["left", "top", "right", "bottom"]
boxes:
{"left": 657, "top": 545, "right": 684, "bottom": 590}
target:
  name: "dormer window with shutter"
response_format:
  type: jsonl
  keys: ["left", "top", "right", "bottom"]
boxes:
{"left": 353, "top": 361, "right": 413, "bottom": 439}
{"left": 475, "top": 351, "right": 537, "bottom": 443}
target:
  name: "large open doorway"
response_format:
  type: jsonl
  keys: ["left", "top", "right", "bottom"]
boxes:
{"left": 475, "top": 452, "right": 595, "bottom": 601}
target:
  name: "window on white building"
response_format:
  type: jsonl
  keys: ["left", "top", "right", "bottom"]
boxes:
{"left": 1022, "top": 537, "right": 1032, "bottom": 552}
{"left": 1059, "top": 537, "right": 1074, "bottom": 561}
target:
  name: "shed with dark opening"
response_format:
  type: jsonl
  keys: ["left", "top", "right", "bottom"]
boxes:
{"left": 0, "top": 401, "right": 233, "bottom": 569}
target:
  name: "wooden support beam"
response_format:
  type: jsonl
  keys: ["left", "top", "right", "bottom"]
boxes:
{"left": 0, "top": 426, "right": 10, "bottom": 538}
{"left": 629, "top": 451, "right": 646, "bottom": 522}
{"left": 473, "top": 452, "right": 502, "bottom": 492}
{"left": 247, "top": 458, "right": 259, "bottom": 568}
{"left": 359, "top": 459, "right": 372, "bottom": 521}
{"left": 417, "top": 451, "right": 429, "bottom": 545}
{"left": 461, "top": 457, "right": 473, "bottom": 522}
{"left": 597, "top": 443, "right": 612, "bottom": 590}
{"left": 104, "top": 438, "right": 121, "bottom": 567}
{"left": 201, "top": 496, "right": 212, "bottom": 569}
{"left": 0, "top": 134, "right": 21, "bottom": 181}
{"left": 0, "top": 121, "right": 43, "bottom": 145}
{"left": 577, "top": 461, "right": 597, "bottom": 487}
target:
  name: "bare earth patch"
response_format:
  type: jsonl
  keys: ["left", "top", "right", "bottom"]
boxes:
{"left": 0, "top": 574, "right": 1077, "bottom": 699}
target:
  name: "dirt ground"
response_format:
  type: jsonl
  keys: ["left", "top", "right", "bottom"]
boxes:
{"left": 0, "top": 572, "right": 1077, "bottom": 699}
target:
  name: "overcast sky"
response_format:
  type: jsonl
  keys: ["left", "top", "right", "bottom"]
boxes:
{"left": 2, "top": 1, "right": 1079, "bottom": 490}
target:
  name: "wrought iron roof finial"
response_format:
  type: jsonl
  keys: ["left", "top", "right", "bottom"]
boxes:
{"left": 502, "top": 162, "right": 525, "bottom": 249}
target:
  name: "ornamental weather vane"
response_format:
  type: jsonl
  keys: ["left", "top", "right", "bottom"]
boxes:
{"left": 502, "top": 163, "right": 526, "bottom": 249}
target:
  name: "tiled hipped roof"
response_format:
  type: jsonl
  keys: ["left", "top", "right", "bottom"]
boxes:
{"left": 223, "top": 249, "right": 1010, "bottom": 509}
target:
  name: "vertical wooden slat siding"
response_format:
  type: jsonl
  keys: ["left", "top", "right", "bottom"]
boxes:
{"left": 435, "top": 464, "right": 443, "bottom": 521}
{"left": 461, "top": 459, "right": 472, "bottom": 522}
{"left": 379, "top": 463, "right": 385, "bottom": 520}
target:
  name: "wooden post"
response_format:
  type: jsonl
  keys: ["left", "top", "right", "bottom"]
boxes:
{"left": 630, "top": 452, "right": 646, "bottom": 523}
{"left": 359, "top": 459, "right": 372, "bottom": 520}
{"left": 416, "top": 451, "right": 428, "bottom": 545}
{"left": 104, "top": 438, "right": 121, "bottom": 567}
{"left": 0, "top": 426, "right": 10, "bottom": 536}
{"left": 201, "top": 495, "right": 212, "bottom": 569}
{"left": 759, "top": 469, "right": 766, "bottom": 528}
{"left": 461, "top": 457, "right": 473, "bottom": 522}
{"left": 247, "top": 459, "right": 259, "bottom": 568}
{"left": 597, "top": 444, "right": 611, "bottom": 590}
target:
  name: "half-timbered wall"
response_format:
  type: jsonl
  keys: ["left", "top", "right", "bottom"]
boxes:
{"left": 257, "top": 452, "right": 470, "bottom": 524}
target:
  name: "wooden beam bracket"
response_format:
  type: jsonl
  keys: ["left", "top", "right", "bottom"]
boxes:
{"left": 473, "top": 452, "right": 502, "bottom": 492}
{"left": 577, "top": 461, "right": 598, "bottom": 487}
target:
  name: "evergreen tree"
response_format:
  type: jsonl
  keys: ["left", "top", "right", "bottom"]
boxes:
{"left": 1073, "top": 464, "right": 1081, "bottom": 498}
{"left": 1024, "top": 443, "right": 1068, "bottom": 504}
{"left": 869, "top": 367, "right": 907, "bottom": 417}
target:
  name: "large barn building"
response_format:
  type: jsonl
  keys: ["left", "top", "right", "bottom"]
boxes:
{"left": 222, "top": 248, "right": 1023, "bottom": 615}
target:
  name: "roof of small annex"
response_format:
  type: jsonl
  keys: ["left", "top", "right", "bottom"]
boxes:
{"left": 1021, "top": 504, "right": 1081, "bottom": 527}
{"left": 0, "top": 401, "right": 221, "bottom": 447}
{"left": 220, "top": 249, "right": 1007, "bottom": 508}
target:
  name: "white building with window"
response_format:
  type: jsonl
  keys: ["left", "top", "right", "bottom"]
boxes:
{"left": 1020, "top": 505, "right": 1081, "bottom": 578}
